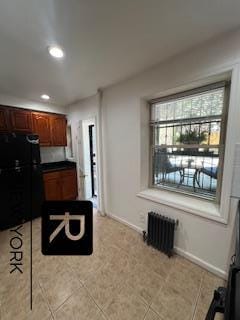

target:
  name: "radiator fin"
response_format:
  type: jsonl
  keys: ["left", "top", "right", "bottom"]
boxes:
{"left": 146, "top": 212, "right": 177, "bottom": 257}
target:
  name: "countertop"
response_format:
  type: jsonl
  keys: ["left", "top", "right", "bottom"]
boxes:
{"left": 41, "top": 161, "right": 76, "bottom": 173}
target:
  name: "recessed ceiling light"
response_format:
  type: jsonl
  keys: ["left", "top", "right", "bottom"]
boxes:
{"left": 41, "top": 94, "right": 50, "bottom": 100}
{"left": 48, "top": 46, "right": 65, "bottom": 59}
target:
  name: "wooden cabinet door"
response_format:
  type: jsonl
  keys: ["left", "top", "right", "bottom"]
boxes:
{"left": 32, "top": 112, "right": 51, "bottom": 146}
{"left": 61, "top": 169, "right": 78, "bottom": 200}
{"left": 10, "top": 109, "right": 32, "bottom": 132}
{"left": 0, "top": 107, "right": 9, "bottom": 132}
{"left": 43, "top": 172, "right": 62, "bottom": 200}
{"left": 51, "top": 115, "right": 67, "bottom": 146}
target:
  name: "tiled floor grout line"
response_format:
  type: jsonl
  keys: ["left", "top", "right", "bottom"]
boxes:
{"left": 47, "top": 216, "right": 130, "bottom": 319}
{"left": 79, "top": 254, "right": 149, "bottom": 319}
{"left": 191, "top": 273, "right": 204, "bottom": 320}
{"left": 56, "top": 220, "right": 165, "bottom": 318}
{"left": 81, "top": 259, "right": 140, "bottom": 314}
{"left": 148, "top": 279, "right": 167, "bottom": 318}
{"left": 61, "top": 240, "right": 184, "bottom": 318}
{"left": 61, "top": 257, "right": 110, "bottom": 318}
{"left": 49, "top": 276, "right": 84, "bottom": 317}
{"left": 142, "top": 305, "right": 150, "bottom": 320}
{"left": 37, "top": 278, "right": 56, "bottom": 320}
{"left": 107, "top": 219, "right": 174, "bottom": 320}
{"left": 148, "top": 255, "right": 203, "bottom": 320}
{"left": 82, "top": 282, "right": 109, "bottom": 319}
{"left": 50, "top": 282, "right": 85, "bottom": 318}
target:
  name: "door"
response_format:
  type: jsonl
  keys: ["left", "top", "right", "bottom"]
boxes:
{"left": 0, "top": 107, "right": 9, "bottom": 132}
{"left": 10, "top": 109, "right": 32, "bottom": 132}
{"left": 82, "top": 120, "right": 93, "bottom": 199}
{"left": 51, "top": 115, "right": 67, "bottom": 146}
{"left": 32, "top": 112, "right": 51, "bottom": 146}
{"left": 77, "top": 117, "right": 100, "bottom": 209}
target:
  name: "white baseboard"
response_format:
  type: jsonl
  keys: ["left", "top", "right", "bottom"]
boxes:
{"left": 106, "top": 212, "right": 227, "bottom": 280}
{"left": 107, "top": 212, "right": 143, "bottom": 234}
{"left": 174, "top": 247, "right": 227, "bottom": 280}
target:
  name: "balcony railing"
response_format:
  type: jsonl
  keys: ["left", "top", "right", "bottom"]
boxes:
{"left": 152, "top": 147, "right": 219, "bottom": 199}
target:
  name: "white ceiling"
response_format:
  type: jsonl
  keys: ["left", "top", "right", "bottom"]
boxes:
{"left": 0, "top": 0, "right": 240, "bottom": 106}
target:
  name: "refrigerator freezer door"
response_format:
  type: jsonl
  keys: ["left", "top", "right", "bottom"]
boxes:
{"left": 0, "top": 133, "right": 41, "bottom": 169}
{"left": 0, "top": 133, "right": 43, "bottom": 230}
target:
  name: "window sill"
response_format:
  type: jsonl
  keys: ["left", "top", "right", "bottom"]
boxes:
{"left": 137, "top": 188, "right": 227, "bottom": 224}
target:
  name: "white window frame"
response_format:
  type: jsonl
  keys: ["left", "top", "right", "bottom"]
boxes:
{"left": 149, "top": 81, "right": 230, "bottom": 203}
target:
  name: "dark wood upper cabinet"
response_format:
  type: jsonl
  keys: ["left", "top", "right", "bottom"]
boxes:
{"left": 51, "top": 115, "right": 67, "bottom": 146}
{"left": 10, "top": 109, "right": 32, "bottom": 132}
{"left": 0, "top": 107, "right": 9, "bottom": 132}
{"left": 0, "top": 106, "right": 67, "bottom": 146}
{"left": 32, "top": 112, "right": 51, "bottom": 146}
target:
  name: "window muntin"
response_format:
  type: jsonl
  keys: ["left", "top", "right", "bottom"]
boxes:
{"left": 150, "top": 83, "right": 228, "bottom": 201}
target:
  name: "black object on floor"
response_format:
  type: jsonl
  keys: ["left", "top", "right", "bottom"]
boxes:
{"left": 143, "top": 212, "right": 178, "bottom": 257}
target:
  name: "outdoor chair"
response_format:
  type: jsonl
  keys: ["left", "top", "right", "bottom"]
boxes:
{"left": 154, "top": 149, "right": 183, "bottom": 183}
{"left": 200, "top": 165, "right": 218, "bottom": 180}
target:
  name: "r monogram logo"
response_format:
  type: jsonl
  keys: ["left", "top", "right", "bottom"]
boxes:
{"left": 49, "top": 212, "right": 85, "bottom": 243}
{"left": 42, "top": 201, "right": 93, "bottom": 256}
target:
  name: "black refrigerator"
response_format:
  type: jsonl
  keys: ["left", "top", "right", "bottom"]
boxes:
{"left": 0, "top": 133, "right": 44, "bottom": 230}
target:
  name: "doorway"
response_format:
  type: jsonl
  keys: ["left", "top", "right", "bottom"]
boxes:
{"left": 89, "top": 124, "right": 97, "bottom": 198}
{"left": 80, "top": 118, "right": 98, "bottom": 209}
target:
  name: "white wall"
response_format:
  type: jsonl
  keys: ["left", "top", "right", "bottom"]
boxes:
{"left": 67, "top": 94, "right": 100, "bottom": 200}
{"left": 101, "top": 29, "right": 240, "bottom": 278}
{"left": 67, "top": 94, "right": 99, "bottom": 160}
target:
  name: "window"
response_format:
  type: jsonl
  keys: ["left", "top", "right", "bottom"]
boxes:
{"left": 150, "top": 81, "right": 229, "bottom": 201}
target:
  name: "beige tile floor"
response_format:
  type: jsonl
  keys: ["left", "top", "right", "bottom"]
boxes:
{"left": 0, "top": 211, "right": 225, "bottom": 320}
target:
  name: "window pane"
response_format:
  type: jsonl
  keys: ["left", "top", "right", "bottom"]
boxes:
{"left": 153, "top": 147, "right": 220, "bottom": 198}
{"left": 151, "top": 87, "right": 224, "bottom": 122}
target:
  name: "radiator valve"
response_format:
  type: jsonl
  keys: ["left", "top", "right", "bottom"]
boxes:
{"left": 142, "top": 230, "right": 147, "bottom": 242}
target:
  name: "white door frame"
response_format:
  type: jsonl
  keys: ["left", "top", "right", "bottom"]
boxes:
{"left": 76, "top": 114, "right": 104, "bottom": 214}
{"left": 82, "top": 118, "right": 95, "bottom": 200}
